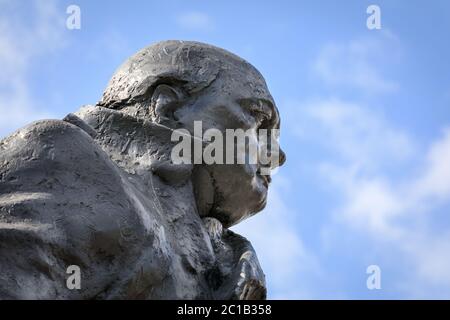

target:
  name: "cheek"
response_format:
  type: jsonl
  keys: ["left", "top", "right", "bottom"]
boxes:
{"left": 233, "top": 131, "right": 259, "bottom": 164}
{"left": 207, "top": 103, "right": 255, "bottom": 130}
{"left": 212, "top": 164, "right": 258, "bottom": 189}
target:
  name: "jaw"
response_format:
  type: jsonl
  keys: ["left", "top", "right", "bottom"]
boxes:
{"left": 192, "top": 162, "right": 269, "bottom": 227}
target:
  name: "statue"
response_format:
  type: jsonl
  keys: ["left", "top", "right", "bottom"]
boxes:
{"left": 0, "top": 40, "right": 286, "bottom": 299}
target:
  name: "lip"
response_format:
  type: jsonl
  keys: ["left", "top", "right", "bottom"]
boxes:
{"left": 257, "top": 173, "right": 272, "bottom": 187}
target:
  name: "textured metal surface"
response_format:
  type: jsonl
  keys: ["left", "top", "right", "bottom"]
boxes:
{"left": 0, "top": 41, "right": 284, "bottom": 299}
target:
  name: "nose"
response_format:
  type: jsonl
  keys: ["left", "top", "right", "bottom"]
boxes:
{"left": 266, "top": 147, "right": 286, "bottom": 171}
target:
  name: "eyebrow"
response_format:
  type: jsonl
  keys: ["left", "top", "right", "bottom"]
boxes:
{"left": 257, "top": 98, "right": 280, "bottom": 129}
{"left": 239, "top": 98, "right": 271, "bottom": 114}
{"left": 238, "top": 98, "right": 280, "bottom": 129}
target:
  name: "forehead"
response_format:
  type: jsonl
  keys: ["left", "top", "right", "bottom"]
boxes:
{"left": 215, "top": 58, "right": 274, "bottom": 104}
{"left": 211, "top": 59, "right": 280, "bottom": 128}
{"left": 102, "top": 40, "right": 276, "bottom": 107}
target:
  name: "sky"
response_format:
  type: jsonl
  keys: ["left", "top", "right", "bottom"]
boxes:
{"left": 1, "top": 0, "right": 450, "bottom": 299}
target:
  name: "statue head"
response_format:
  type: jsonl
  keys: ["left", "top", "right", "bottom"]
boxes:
{"left": 98, "top": 40, "right": 286, "bottom": 227}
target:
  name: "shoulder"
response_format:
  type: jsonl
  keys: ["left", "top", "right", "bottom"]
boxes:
{"left": 1, "top": 119, "right": 95, "bottom": 155}
{"left": 16, "top": 118, "right": 91, "bottom": 142}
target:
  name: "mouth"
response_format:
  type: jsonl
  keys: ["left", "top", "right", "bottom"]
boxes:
{"left": 256, "top": 170, "right": 272, "bottom": 188}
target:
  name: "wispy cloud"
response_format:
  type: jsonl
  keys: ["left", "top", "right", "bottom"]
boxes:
{"left": 293, "top": 98, "right": 415, "bottom": 170}
{"left": 313, "top": 31, "right": 400, "bottom": 94}
{"left": 294, "top": 97, "right": 450, "bottom": 297}
{"left": 414, "top": 128, "right": 450, "bottom": 201}
{"left": 0, "top": 0, "right": 65, "bottom": 137}
{"left": 176, "top": 11, "right": 214, "bottom": 31}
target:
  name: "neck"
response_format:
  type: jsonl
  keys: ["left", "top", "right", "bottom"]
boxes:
{"left": 73, "top": 105, "right": 193, "bottom": 185}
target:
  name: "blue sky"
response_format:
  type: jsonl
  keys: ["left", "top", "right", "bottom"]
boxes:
{"left": 1, "top": 0, "right": 450, "bottom": 299}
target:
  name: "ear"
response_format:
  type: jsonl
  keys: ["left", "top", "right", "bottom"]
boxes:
{"left": 151, "top": 84, "right": 180, "bottom": 120}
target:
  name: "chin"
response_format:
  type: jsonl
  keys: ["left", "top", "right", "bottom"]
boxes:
{"left": 242, "top": 185, "right": 268, "bottom": 218}
{"left": 204, "top": 170, "right": 270, "bottom": 226}
{"left": 211, "top": 190, "right": 267, "bottom": 227}
{"left": 253, "top": 192, "right": 268, "bottom": 213}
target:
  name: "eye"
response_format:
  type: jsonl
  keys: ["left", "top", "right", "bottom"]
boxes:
{"left": 238, "top": 99, "right": 273, "bottom": 128}
{"left": 248, "top": 104, "right": 270, "bottom": 124}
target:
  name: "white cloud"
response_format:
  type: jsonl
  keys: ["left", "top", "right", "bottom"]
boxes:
{"left": 297, "top": 31, "right": 450, "bottom": 297}
{"left": 296, "top": 99, "right": 415, "bottom": 169}
{"left": 176, "top": 11, "right": 213, "bottom": 30}
{"left": 414, "top": 128, "right": 450, "bottom": 201}
{"left": 294, "top": 97, "right": 450, "bottom": 297}
{"left": 0, "top": 0, "right": 65, "bottom": 137}
{"left": 313, "top": 31, "right": 400, "bottom": 94}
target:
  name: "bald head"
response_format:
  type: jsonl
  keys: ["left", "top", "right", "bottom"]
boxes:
{"left": 99, "top": 40, "right": 274, "bottom": 116}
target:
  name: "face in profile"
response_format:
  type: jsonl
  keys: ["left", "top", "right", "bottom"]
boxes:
{"left": 168, "top": 63, "right": 286, "bottom": 228}
{"left": 101, "top": 41, "right": 286, "bottom": 228}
